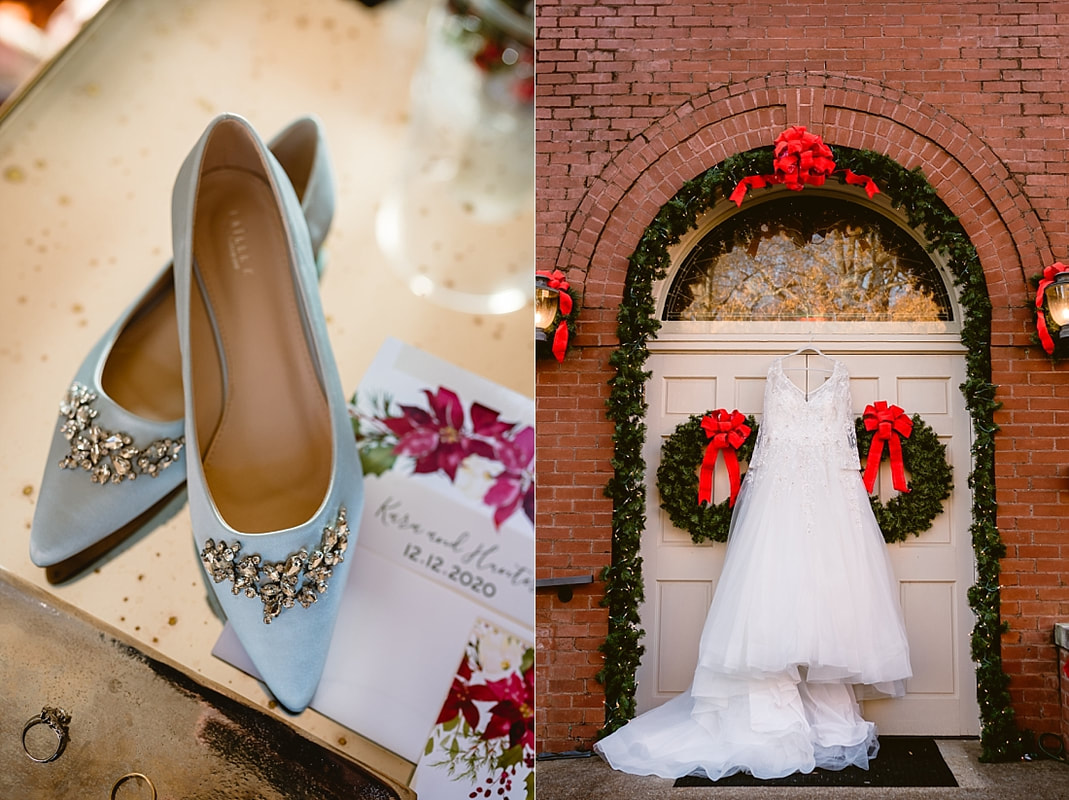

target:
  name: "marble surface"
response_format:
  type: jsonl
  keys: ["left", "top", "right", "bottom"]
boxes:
{"left": 0, "top": 0, "right": 532, "bottom": 787}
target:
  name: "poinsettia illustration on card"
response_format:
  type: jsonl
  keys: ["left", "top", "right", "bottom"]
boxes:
{"left": 412, "top": 619, "right": 534, "bottom": 800}
{"left": 351, "top": 385, "right": 534, "bottom": 529}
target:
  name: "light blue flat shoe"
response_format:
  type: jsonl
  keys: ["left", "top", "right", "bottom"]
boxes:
{"left": 30, "top": 117, "right": 336, "bottom": 582}
{"left": 173, "top": 113, "right": 363, "bottom": 713}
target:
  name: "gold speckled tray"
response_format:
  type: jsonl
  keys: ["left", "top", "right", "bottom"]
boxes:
{"left": 0, "top": 568, "right": 413, "bottom": 799}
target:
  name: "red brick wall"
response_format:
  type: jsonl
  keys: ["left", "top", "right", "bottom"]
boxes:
{"left": 536, "top": 0, "right": 1069, "bottom": 754}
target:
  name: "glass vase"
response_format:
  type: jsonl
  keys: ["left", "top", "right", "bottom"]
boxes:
{"left": 377, "top": 0, "right": 534, "bottom": 315}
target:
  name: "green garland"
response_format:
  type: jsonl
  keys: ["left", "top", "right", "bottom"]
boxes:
{"left": 657, "top": 412, "right": 952, "bottom": 545}
{"left": 601, "top": 146, "right": 1017, "bottom": 759}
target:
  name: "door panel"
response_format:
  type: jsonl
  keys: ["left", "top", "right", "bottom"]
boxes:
{"left": 638, "top": 339, "right": 979, "bottom": 736}
{"left": 656, "top": 581, "right": 712, "bottom": 694}
{"left": 901, "top": 581, "right": 957, "bottom": 694}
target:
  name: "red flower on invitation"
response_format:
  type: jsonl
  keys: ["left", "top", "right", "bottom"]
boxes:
{"left": 352, "top": 385, "right": 535, "bottom": 528}
{"left": 437, "top": 656, "right": 502, "bottom": 730}
{"left": 383, "top": 388, "right": 495, "bottom": 480}
{"left": 483, "top": 426, "right": 535, "bottom": 528}
{"left": 471, "top": 402, "right": 516, "bottom": 440}
{"left": 481, "top": 664, "right": 535, "bottom": 755}
{"left": 423, "top": 623, "right": 535, "bottom": 799}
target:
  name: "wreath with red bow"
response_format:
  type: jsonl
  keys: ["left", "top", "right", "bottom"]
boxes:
{"left": 656, "top": 411, "right": 758, "bottom": 545}
{"left": 657, "top": 407, "right": 952, "bottom": 545}
{"left": 854, "top": 409, "right": 953, "bottom": 543}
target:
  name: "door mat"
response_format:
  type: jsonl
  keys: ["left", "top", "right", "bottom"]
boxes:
{"left": 674, "top": 737, "right": 958, "bottom": 788}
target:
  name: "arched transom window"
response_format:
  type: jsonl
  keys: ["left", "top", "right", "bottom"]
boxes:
{"left": 662, "top": 195, "right": 953, "bottom": 322}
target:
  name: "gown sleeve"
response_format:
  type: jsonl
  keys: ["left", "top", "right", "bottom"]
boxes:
{"left": 835, "top": 364, "right": 861, "bottom": 471}
{"left": 745, "top": 362, "right": 778, "bottom": 473}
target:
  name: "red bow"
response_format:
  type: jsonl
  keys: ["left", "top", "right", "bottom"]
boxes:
{"left": 1035, "top": 262, "right": 1069, "bottom": 355}
{"left": 698, "top": 410, "right": 751, "bottom": 507}
{"left": 862, "top": 402, "right": 913, "bottom": 494}
{"left": 773, "top": 126, "right": 836, "bottom": 190}
{"left": 730, "top": 126, "right": 879, "bottom": 206}
{"left": 536, "top": 270, "right": 573, "bottom": 362}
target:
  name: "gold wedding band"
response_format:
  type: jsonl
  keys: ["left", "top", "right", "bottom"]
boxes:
{"left": 110, "top": 772, "right": 157, "bottom": 800}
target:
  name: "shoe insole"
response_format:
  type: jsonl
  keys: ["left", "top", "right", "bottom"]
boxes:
{"left": 101, "top": 272, "right": 184, "bottom": 422}
{"left": 190, "top": 167, "right": 331, "bottom": 533}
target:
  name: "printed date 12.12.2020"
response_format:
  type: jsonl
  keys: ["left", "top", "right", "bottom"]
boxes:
{"left": 402, "top": 542, "right": 497, "bottom": 598}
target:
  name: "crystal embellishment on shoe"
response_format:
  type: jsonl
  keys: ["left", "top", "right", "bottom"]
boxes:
{"left": 200, "top": 507, "right": 350, "bottom": 624}
{"left": 57, "top": 382, "right": 184, "bottom": 485}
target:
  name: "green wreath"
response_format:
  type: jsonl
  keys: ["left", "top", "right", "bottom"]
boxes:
{"left": 656, "top": 412, "right": 757, "bottom": 544}
{"left": 657, "top": 411, "right": 952, "bottom": 545}
{"left": 854, "top": 414, "right": 954, "bottom": 542}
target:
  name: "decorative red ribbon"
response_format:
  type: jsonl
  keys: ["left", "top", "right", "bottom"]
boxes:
{"left": 537, "top": 269, "right": 573, "bottom": 362}
{"left": 698, "top": 409, "right": 751, "bottom": 507}
{"left": 841, "top": 169, "right": 880, "bottom": 199}
{"left": 862, "top": 401, "right": 913, "bottom": 494}
{"left": 1035, "top": 262, "right": 1069, "bottom": 354}
{"left": 729, "top": 126, "right": 879, "bottom": 206}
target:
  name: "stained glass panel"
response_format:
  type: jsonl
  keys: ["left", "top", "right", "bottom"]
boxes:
{"left": 662, "top": 196, "right": 953, "bottom": 321}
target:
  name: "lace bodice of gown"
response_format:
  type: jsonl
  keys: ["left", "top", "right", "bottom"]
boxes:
{"left": 746, "top": 357, "right": 859, "bottom": 476}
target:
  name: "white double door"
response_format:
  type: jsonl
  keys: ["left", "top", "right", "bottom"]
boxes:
{"left": 637, "top": 334, "right": 980, "bottom": 735}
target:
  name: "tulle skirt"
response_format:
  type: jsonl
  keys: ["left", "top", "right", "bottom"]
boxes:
{"left": 594, "top": 673, "right": 880, "bottom": 780}
{"left": 595, "top": 458, "right": 911, "bottom": 780}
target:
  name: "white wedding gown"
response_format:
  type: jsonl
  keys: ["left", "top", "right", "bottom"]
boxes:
{"left": 595, "top": 357, "right": 912, "bottom": 780}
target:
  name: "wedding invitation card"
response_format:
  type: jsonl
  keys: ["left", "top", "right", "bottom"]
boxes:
{"left": 413, "top": 618, "right": 533, "bottom": 800}
{"left": 213, "top": 338, "right": 534, "bottom": 798}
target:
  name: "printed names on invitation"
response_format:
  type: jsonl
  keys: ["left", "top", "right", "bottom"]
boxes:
{"left": 360, "top": 473, "right": 533, "bottom": 627}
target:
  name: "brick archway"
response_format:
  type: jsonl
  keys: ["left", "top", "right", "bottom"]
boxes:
{"left": 535, "top": 72, "right": 1052, "bottom": 753}
{"left": 551, "top": 72, "right": 1046, "bottom": 335}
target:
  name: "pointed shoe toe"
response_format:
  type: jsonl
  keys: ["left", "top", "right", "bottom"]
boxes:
{"left": 29, "top": 118, "right": 337, "bottom": 579}
{"left": 199, "top": 504, "right": 356, "bottom": 713}
{"left": 174, "top": 113, "right": 363, "bottom": 712}
{"left": 30, "top": 268, "right": 186, "bottom": 574}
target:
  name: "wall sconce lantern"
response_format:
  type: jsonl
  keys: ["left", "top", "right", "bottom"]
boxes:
{"left": 535, "top": 274, "right": 559, "bottom": 343}
{"left": 535, "top": 270, "right": 574, "bottom": 362}
{"left": 1036, "top": 262, "right": 1069, "bottom": 356}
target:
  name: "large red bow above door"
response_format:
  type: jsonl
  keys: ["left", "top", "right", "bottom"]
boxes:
{"left": 730, "top": 126, "right": 879, "bottom": 206}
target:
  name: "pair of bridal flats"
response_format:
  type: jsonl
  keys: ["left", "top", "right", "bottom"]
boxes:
{"left": 30, "top": 114, "right": 363, "bottom": 713}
